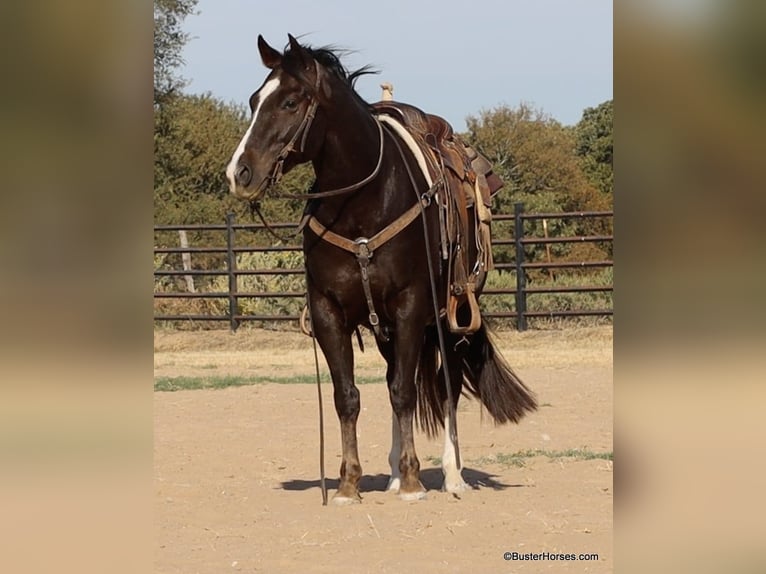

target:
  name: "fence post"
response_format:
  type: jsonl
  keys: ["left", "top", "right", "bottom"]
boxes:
{"left": 226, "top": 212, "right": 239, "bottom": 332}
{"left": 514, "top": 202, "right": 527, "bottom": 332}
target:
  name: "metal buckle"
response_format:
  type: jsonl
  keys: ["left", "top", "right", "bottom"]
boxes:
{"left": 353, "top": 237, "right": 372, "bottom": 260}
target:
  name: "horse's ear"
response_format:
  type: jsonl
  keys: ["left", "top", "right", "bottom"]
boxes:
{"left": 287, "top": 34, "right": 311, "bottom": 69}
{"left": 285, "top": 34, "right": 332, "bottom": 101}
{"left": 258, "top": 35, "right": 282, "bottom": 69}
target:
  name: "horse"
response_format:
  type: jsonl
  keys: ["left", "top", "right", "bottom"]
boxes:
{"left": 226, "top": 34, "right": 537, "bottom": 505}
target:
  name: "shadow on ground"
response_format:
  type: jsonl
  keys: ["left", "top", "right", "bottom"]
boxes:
{"left": 280, "top": 467, "right": 527, "bottom": 493}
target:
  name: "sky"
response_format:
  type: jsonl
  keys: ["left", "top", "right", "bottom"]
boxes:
{"left": 180, "top": 0, "right": 612, "bottom": 131}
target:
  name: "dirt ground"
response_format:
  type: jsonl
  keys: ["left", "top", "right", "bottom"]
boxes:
{"left": 155, "top": 326, "right": 612, "bottom": 573}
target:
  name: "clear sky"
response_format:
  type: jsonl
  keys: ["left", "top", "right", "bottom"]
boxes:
{"left": 180, "top": 0, "right": 612, "bottom": 131}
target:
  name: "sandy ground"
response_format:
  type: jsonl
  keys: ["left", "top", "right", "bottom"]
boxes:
{"left": 155, "top": 326, "right": 612, "bottom": 573}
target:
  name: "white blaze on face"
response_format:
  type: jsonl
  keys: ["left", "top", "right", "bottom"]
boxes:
{"left": 226, "top": 78, "right": 281, "bottom": 193}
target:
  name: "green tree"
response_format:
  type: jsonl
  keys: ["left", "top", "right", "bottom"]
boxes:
{"left": 464, "top": 103, "right": 611, "bottom": 267}
{"left": 154, "top": 93, "right": 248, "bottom": 225}
{"left": 154, "top": 93, "right": 313, "bottom": 225}
{"left": 154, "top": 0, "right": 198, "bottom": 105}
{"left": 575, "top": 100, "right": 613, "bottom": 196}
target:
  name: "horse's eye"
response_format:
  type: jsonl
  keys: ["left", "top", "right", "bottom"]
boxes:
{"left": 283, "top": 99, "right": 297, "bottom": 110}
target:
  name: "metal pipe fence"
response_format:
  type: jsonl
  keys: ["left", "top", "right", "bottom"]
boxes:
{"left": 154, "top": 203, "right": 612, "bottom": 331}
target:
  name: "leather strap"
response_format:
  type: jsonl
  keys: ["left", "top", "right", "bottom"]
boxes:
{"left": 283, "top": 119, "right": 385, "bottom": 201}
{"left": 306, "top": 199, "right": 426, "bottom": 255}
{"left": 306, "top": 193, "right": 435, "bottom": 341}
{"left": 253, "top": 61, "right": 385, "bottom": 204}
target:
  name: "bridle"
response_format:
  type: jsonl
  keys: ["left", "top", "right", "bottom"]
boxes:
{"left": 254, "top": 61, "right": 385, "bottom": 204}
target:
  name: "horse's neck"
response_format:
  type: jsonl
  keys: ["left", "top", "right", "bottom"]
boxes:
{"left": 314, "top": 109, "right": 379, "bottom": 189}
{"left": 311, "top": 109, "right": 404, "bottom": 234}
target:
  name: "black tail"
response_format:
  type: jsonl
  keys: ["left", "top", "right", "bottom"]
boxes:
{"left": 416, "top": 321, "right": 537, "bottom": 436}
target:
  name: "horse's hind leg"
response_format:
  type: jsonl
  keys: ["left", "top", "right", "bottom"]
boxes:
{"left": 310, "top": 295, "right": 362, "bottom": 505}
{"left": 440, "top": 338, "right": 470, "bottom": 493}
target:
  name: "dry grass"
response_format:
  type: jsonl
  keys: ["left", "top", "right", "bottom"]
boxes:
{"left": 154, "top": 325, "right": 612, "bottom": 381}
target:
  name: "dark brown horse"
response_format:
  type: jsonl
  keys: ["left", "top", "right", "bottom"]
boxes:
{"left": 226, "top": 34, "right": 536, "bottom": 504}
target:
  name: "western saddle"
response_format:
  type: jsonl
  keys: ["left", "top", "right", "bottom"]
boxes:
{"left": 371, "top": 101, "right": 503, "bottom": 334}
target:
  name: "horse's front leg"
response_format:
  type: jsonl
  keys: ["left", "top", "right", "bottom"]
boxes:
{"left": 387, "top": 307, "right": 427, "bottom": 501}
{"left": 375, "top": 339, "right": 402, "bottom": 493}
{"left": 310, "top": 292, "right": 361, "bottom": 505}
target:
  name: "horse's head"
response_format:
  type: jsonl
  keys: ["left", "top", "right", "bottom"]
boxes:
{"left": 226, "top": 34, "right": 335, "bottom": 201}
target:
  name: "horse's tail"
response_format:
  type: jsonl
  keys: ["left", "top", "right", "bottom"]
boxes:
{"left": 460, "top": 322, "right": 538, "bottom": 424}
{"left": 416, "top": 321, "right": 537, "bottom": 437}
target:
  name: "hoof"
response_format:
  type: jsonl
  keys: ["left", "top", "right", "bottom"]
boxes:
{"left": 332, "top": 494, "right": 361, "bottom": 506}
{"left": 442, "top": 479, "right": 470, "bottom": 494}
{"left": 399, "top": 489, "right": 427, "bottom": 502}
{"left": 385, "top": 477, "right": 401, "bottom": 493}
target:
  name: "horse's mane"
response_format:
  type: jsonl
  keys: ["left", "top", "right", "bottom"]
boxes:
{"left": 283, "top": 41, "right": 378, "bottom": 106}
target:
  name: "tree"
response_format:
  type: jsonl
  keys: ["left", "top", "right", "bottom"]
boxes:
{"left": 465, "top": 103, "right": 609, "bottom": 213}
{"left": 575, "top": 100, "right": 613, "bottom": 196}
{"left": 154, "top": 0, "right": 198, "bottom": 106}
{"left": 464, "top": 103, "right": 611, "bottom": 267}
{"left": 154, "top": 93, "right": 247, "bottom": 225}
{"left": 154, "top": 91, "right": 314, "bottom": 230}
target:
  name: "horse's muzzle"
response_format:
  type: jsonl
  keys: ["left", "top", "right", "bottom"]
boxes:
{"left": 229, "top": 173, "right": 270, "bottom": 203}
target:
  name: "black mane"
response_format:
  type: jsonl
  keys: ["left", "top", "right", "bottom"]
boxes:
{"left": 283, "top": 41, "right": 378, "bottom": 103}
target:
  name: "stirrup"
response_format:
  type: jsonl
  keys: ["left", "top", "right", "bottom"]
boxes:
{"left": 446, "top": 284, "right": 481, "bottom": 334}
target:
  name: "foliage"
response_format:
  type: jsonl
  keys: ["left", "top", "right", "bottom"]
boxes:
{"left": 480, "top": 266, "right": 613, "bottom": 329}
{"left": 154, "top": 0, "right": 198, "bottom": 106}
{"left": 154, "top": 90, "right": 315, "bottom": 228}
{"left": 575, "top": 100, "right": 613, "bottom": 195}
{"left": 463, "top": 103, "right": 612, "bottom": 266}
{"left": 154, "top": 250, "right": 307, "bottom": 329}
{"left": 211, "top": 251, "right": 306, "bottom": 318}
{"left": 152, "top": 0, "right": 312, "bottom": 239}
{"left": 465, "top": 102, "right": 610, "bottom": 214}
{"left": 154, "top": 93, "right": 247, "bottom": 226}
{"left": 480, "top": 448, "right": 613, "bottom": 468}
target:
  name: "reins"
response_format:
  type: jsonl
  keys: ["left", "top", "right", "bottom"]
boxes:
{"left": 257, "top": 59, "right": 387, "bottom": 204}
{"left": 305, "top": 291, "right": 328, "bottom": 506}
{"left": 282, "top": 119, "right": 385, "bottom": 201}
{"left": 249, "top": 201, "right": 298, "bottom": 244}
